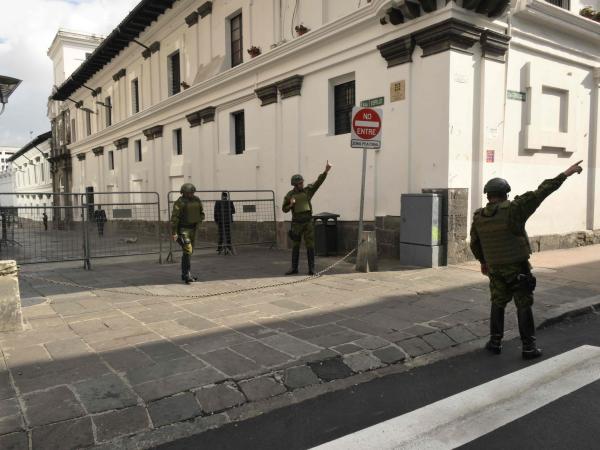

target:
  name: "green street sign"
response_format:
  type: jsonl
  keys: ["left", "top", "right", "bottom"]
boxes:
{"left": 360, "top": 97, "right": 384, "bottom": 107}
{"left": 507, "top": 90, "right": 526, "bottom": 102}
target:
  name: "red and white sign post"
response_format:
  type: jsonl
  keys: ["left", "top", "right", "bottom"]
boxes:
{"left": 351, "top": 107, "right": 383, "bottom": 259}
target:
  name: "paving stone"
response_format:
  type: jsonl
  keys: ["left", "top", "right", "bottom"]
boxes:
{"left": 466, "top": 321, "right": 491, "bottom": 338}
{"left": 0, "top": 431, "right": 28, "bottom": 450}
{"left": 44, "top": 338, "right": 91, "bottom": 359}
{"left": 332, "top": 343, "right": 363, "bottom": 355}
{"left": 125, "top": 356, "right": 206, "bottom": 385}
{"left": 372, "top": 346, "right": 406, "bottom": 365}
{"left": 195, "top": 382, "right": 246, "bottom": 414}
{"left": 397, "top": 337, "right": 435, "bottom": 358}
{"left": 138, "top": 340, "right": 189, "bottom": 362}
{"left": 238, "top": 376, "right": 287, "bottom": 402}
{"left": 0, "top": 372, "right": 15, "bottom": 400}
{"left": 148, "top": 392, "right": 202, "bottom": 427}
{"left": 101, "top": 347, "right": 155, "bottom": 372}
{"left": 23, "top": 386, "right": 85, "bottom": 427}
{"left": 290, "top": 312, "right": 347, "bottom": 327}
{"left": 0, "top": 398, "right": 23, "bottom": 435}
{"left": 308, "top": 357, "right": 353, "bottom": 381}
{"left": 231, "top": 341, "right": 292, "bottom": 367}
{"left": 93, "top": 405, "right": 150, "bottom": 442}
{"left": 269, "top": 300, "right": 311, "bottom": 311}
{"left": 31, "top": 416, "right": 94, "bottom": 450}
{"left": 283, "top": 366, "right": 320, "bottom": 390}
{"left": 289, "top": 324, "right": 362, "bottom": 348}
{"left": 260, "top": 334, "right": 321, "bottom": 357}
{"left": 353, "top": 335, "right": 390, "bottom": 350}
{"left": 444, "top": 325, "right": 478, "bottom": 344}
{"left": 183, "top": 331, "right": 252, "bottom": 355}
{"left": 343, "top": 351, "right": 385, "bottom": 372}
{"left": 422, "top": 331, "right": 456, "bottom": 350}
{"left": 176, "top": 316, "right": 220, "bottom": 331}
{"left": 134, "top": 366, "right": 225, "bottom": 402}
{"left": 200, "top": 349, "right": 261, "bottom": 377}
{"left": 73, "top": 373, "right": 138, "bottom": 413}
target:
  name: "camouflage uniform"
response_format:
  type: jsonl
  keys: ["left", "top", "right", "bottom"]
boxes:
{"left": 171, "top": 191, "right": 205, "bottom": 282}
{"left": 470, "top": 173, "right": 567, "bottom": 358}
{"left": 282, "top": 171, "right": 328, "bottom": 274}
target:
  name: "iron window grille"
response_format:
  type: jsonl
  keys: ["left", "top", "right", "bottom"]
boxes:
{"left": 174, "top": 129, "right": 183, "bottom": 155}
{"left": 334, "top": 80, "right": 355, "bottom": 135}
{"left": 131, "top": 78, "right": 140, "bottom": 114}
{"left": 108, "top": 150, "right": 114, "bottom": 170}
{"left": 105, "top": 96, "right": 112, "bottom": 127}
{"left": 168, "top": 51, "right": 181, "bottom": 96}
{"left": 135, "top": 139, "right": 142, "bottom": 162}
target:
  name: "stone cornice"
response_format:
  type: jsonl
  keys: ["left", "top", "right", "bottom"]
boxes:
{"left": 185, "top": 11, "right": 199, "bottom": 27}
{"left": 198, "top": 2, "right": 213, "bottom": 19}
{"left": 377, "top": 35, "right": 415, "bottom": 67}
{"left": 114, "top": 137, "right": 129, "bottom": 150}
{"left": 142, "top": 41, "right": 161, "bottom": 59}
{"left": 92, "top": 146, "right": 104, "bottom": 156}
{"left": 480, "top": 29, "right": 511, "bottom": 62}
{"left": 413, "top": 18, "right": 483, "bottom": 57}
{"left": 186, "top": 111, "right": 202, "bottom": 127}
{"left": 255, "top": 84, "right": 278, "bottom": 106}
{"left": 142, "top": 125, "right": 163, "bottom": 141}
{"left": 112, "top": 68, "right": 126, "bottom": 82}
{"left": 198, "top": 106, "right": 216, "bottom": 123}
{"left": 277, "top": 75, "right": 303, "bottom": 99}
{"left": 76, "top": 153, "right": 87, "bottom": 161}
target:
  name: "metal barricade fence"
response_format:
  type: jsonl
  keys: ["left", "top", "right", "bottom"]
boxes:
{"left": 166, "top": 190, "right": 277, "bottom": 262}
{"left": 0, "top": 192, "right": 85, "bottom": 264}
{"left": 0, "top": 191, "right": 162, "bottom": 268}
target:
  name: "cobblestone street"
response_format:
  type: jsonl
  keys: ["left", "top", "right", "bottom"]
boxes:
{"left": 1, "top": 245, "right": 600, "bottom": 449}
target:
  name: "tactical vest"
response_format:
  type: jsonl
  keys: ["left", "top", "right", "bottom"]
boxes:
{"left": 291, "top": 190, "right": 311, "bottom": 215}
{"left": 182, "top": 198, "right": 203, "bottom": 225}
{"left": 473, "top": 201, "right": 531, "bottom": 266}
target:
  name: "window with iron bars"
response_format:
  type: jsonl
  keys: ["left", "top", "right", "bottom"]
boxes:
{"left": 168, "top": 51, "right": 181, "bottom": 96}
{"left": 230, "top": 13, "right": 243, "bottom": 68}
{"left": 545, "top": 0, "right": 570, "bottom": 9}
{"left": 334, "top": 80, "right": 355, "bottom": 135}
{"left": 232, "top": 111, "right": 245, "bottom": 154}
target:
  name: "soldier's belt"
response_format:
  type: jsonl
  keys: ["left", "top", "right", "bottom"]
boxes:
{"left": 292, "top": 215, "right": 312, "bottom": 224}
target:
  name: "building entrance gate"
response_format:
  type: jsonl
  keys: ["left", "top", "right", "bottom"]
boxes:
{"left": 0, "top": 191, "right": 162, "bottom": 268}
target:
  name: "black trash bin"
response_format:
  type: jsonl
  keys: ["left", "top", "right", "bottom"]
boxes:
{"left": 313, "top": 212, "right": 340, "bottom": 256}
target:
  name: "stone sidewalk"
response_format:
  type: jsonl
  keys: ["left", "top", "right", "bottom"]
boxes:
{"left": 1, "top": 245, "right": 600, "bottom": 449}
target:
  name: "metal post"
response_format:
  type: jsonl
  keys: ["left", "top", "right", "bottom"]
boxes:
{"left": 81, "top": 194, "right": 91, "bottom": 270}
{"left": 357, "top": 148, "right": 367, "bottom": 247}
{"left": 157, "top": 193, "right": 163, "bottom": 264}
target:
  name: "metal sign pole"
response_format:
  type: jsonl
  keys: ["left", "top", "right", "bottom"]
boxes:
{"left": 357, "top": 148, "right": 367, "bottom": 246}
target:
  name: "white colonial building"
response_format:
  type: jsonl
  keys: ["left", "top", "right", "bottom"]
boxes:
{"left": 5, "top": 133, "right": 53, "bottom": 219}
{"left": 46, "top": 0, "right": 600, "bottom": 261}
{"left": 0, "top": 147, "right": 18, "bottom": 208}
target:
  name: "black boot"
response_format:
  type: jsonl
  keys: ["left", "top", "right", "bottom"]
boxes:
{"left": 485, "top": 304, "right": 505, "bottom": 355}
{"left": 307, "top": 248, "right": 315, "bottom": 276}
{"left": 285, "top": 247, "right": 300, "bottom": 275}
{"left": 181, "top": 254, "right": 197, "bottom": 284}
{"left": 517, "top": 306, "right": 542, "bottom": 360}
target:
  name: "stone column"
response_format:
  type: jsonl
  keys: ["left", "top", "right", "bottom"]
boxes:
{"left": 0, "top": 260, "right": 23, "bottom": 332}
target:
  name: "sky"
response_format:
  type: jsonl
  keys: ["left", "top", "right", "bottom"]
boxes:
{"left": 0, "top": 0, "right": 140, "bottom": 147}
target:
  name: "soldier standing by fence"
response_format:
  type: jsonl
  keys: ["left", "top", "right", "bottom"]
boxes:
{"left": 171, "top": 183, "right": 205, "bottom": 284}
{"left": 283, "top": 161, "right": 332, "bottom": 275}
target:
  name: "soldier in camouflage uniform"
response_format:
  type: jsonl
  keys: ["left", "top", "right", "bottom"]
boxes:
{"left": 171, "top": 183, "right": 205, "bottom": 284}
{"left": 283, "top": 161, "right": 332, "bottom": 275}
{"left": 470, "top": 160, "right": 583, "bottom": 360}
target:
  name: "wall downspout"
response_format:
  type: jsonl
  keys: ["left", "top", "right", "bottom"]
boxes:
{"left": 587, "top": 68, "right": 600, "bottom": 230}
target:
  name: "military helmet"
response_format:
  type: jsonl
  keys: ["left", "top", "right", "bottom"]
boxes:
{"left": 180, "top": 183, "right": 196, "bottom": 194}
{"left": 291, "top": 174, "right": 304, "bottom": 186}
{"left": 484, "top": 178, "right": 511, "bottom": 195}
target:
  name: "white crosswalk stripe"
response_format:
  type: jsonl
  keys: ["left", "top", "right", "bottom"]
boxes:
{"left": 313, "top": 345, "right": 600, "bottom": 450}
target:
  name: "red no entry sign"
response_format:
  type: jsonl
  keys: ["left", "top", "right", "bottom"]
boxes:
{"left": 351, "top": 107, "right": 382, "bottom": 149}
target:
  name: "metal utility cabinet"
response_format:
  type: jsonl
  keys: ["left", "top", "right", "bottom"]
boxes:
{"left": 399, "top": 193, "right": 445, "bottom": 267}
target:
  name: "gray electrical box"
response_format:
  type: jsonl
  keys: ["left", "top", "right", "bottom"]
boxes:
{"left": 399, "top": 193, "right": 444, "bottom": 267}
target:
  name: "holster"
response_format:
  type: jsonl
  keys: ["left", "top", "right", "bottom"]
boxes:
{"left": 176, "top": 234, "right": 191, "bottom": 248}
{"left": 288, "top": 229, "right": 301, "bottom": 242}
{"left": 516, "top": 272, "right": 537, "bottom": 293}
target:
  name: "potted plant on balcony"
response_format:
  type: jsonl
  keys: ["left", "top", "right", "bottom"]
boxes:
{"left": 295, "top": 24, "right": 310, "bottom": 36}
{"left": 580, "top": 7, "right": 595, "bottom": 19}
{"left": 247, "top": 46, "right": 261, "bottom": 58}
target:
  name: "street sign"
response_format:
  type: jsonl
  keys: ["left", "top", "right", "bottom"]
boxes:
{"left": 351, "top": 107, "right": 382, "bottom": 149}
{"left": 360, "top": 97, "right": 384, "bottom": 107}
{"left": 507, "top": 90, "right": 526, "bottom": 102}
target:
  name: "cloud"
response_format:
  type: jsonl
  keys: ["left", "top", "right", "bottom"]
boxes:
{"left": 0, "top": 0, "right": 139, "bottom": 147}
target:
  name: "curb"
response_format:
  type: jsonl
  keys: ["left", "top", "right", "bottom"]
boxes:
{"left": 537, "top": 295, "right": 600, "bottom": 329}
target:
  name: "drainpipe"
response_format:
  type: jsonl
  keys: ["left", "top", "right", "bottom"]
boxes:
{"left": 587, "top": 68, "right": 600, "bottom": 230}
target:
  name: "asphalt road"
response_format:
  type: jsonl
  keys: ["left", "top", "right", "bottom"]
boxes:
{"left": 155, "top": 312, "right": 600, "bottom": 450}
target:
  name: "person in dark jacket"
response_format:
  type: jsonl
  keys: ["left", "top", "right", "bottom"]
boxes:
{"left": 470, "top": 160, "right": 583, "bottom": 360}
{"left": 93, "top": 205, "right": 107, "bottom": 237}
{"left": 214, "top": 192, "right": 235, "bottom": 255}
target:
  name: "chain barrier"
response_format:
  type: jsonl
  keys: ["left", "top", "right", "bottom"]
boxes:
{"left": 18, "top": 246, "right": 358, "bottom": 300}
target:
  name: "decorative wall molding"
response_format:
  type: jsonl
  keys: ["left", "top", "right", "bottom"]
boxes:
{"left": 142, "top": 125, "right": 164, "bottom": 141}
{"left": 413, "top": 19, "right": 483, "bottom": 57}
{"left": 377, "top": 35, "right": 415, "bottom": 67}
{"left": 277, "top": 75, "right": 304, "bottom": 99}
{"left": 76, "top": 153, "right": 87, "bottom": 161}
{"left": 142, "top": 41, "right": 161, "bottom": 59}
{"left": 186, "top": 111, "right": 202, "bottom": 127}
{"left": 480, "top": 29, "right": 511, "bottom": 62}
{"left": 198, "top": 1, "right": 213, "bottom": 19}
{"left": 198, "top": 106, "right": 216, "bottom": 123}
{"left": 92, "top": 146, "right": 104, "bottom": 156}
{"left": 112, "top": 68, "right": 126, "bottom": 82}
{"left": 255, "top": 84, "right": 278, "bottom": 106}
{"left": 114, "top": 137, "right": 129, "bottom": 150}
{"left": 185, "top": 11, "right": 199, "bottom": 27}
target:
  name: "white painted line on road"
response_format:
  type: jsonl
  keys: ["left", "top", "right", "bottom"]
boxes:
{"left": 313, "top": 345, "right": 600, "bottom": 450}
